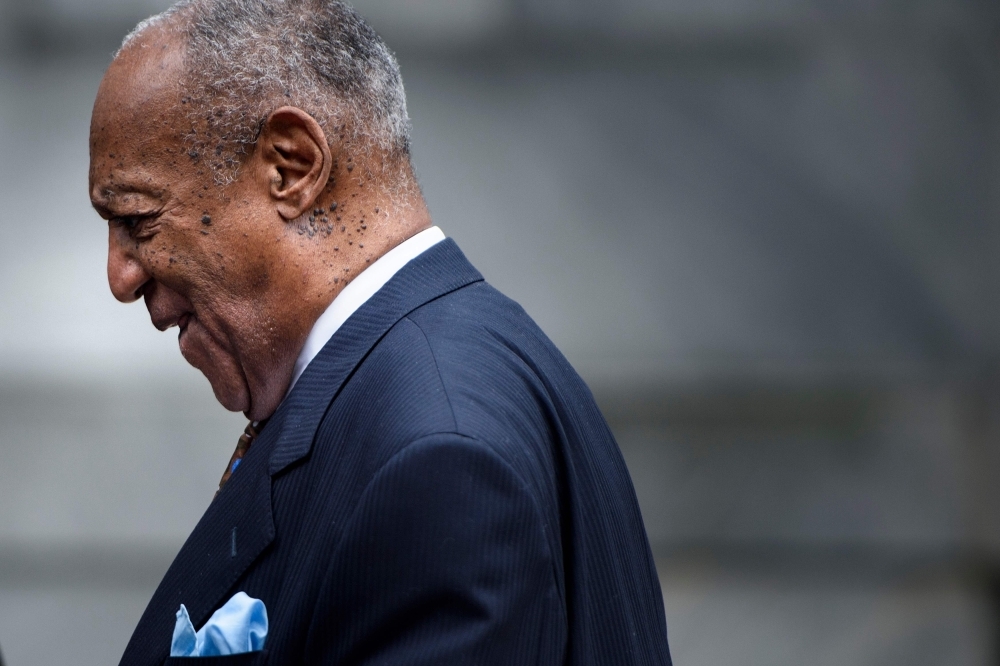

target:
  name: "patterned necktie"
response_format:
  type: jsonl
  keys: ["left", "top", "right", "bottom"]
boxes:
{"left": 217, "top": 420, "right": 267, "bottom": 496}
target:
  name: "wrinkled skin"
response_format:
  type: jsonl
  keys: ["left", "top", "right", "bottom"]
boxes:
{"left": 89, "top": 30, "right": 429, "bottom": 420}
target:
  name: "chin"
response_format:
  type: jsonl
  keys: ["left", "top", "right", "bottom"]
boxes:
{"left": 199, "top": 359, "right": 252, "bottom": 413}
{"left": 179, "top": 329, "right": 251, "bottom": 413}
{"left": 209, "top": 379, "right": 253, "bottom": 414}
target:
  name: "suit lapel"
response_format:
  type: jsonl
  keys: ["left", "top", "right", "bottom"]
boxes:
{"left": 119, "top": 239, "right": 482, "bottom": 665}
{"left": 118, "top": 412, "right": 281, "bottom": 666}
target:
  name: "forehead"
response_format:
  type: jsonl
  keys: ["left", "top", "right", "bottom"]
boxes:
{"left": 90, "top": 34, "right": 190, "bottom": 201}
{"left": 93, "top": 41, "right": 186, "bottom": 138}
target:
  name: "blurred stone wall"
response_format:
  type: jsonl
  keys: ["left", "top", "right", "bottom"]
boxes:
{"left": 0, "top": 0, "right": 998, "bottom": 664}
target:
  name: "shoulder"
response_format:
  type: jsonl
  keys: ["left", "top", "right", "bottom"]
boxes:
{"left": 347, "top": 280, "right": 558, "bottom": 439}
{"left": 399, "top": 282, "right": 568, "bottom": 443}
{"left": 400, "top": 280, "right": 558, "bottom": 398}
{"left": 311, "top": 280, "right": 572, "bottom": 506}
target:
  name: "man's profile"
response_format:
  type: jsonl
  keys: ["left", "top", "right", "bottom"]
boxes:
{"left": 89, "top": 1, "right": 671, "bottom": 663}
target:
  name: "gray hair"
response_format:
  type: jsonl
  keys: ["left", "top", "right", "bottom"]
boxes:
{"left": 120, "top": 0, "right": 411, "bottom": 185}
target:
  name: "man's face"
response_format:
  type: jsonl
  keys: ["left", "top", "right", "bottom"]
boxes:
{"left": 89, "top": 38, "right": 298, "bottom": 416}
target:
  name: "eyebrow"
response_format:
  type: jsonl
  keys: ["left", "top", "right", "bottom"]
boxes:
{"left": 91, "top": 185, "right": 164, "bottom": 217}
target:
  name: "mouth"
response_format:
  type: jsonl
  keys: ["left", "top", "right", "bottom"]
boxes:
{"left": 149, "top": 308, "right": 194, "bottom": 333}
{"left": 177, "top": 312, "right": 192, "bottom": 338}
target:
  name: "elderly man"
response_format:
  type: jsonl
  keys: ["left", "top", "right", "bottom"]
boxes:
{"left": 89, "top": 1, "right": 671, "bottom": 664}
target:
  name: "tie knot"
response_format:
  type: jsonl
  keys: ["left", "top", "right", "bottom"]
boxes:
{"left": 217, "top": 419, "right": 269, "bottom": 497}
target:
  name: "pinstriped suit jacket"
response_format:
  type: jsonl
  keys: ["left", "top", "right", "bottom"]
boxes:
{"left": 119, "top": 239, "right": 672, "bottom": 665}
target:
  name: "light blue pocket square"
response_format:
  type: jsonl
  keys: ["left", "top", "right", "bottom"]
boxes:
{"left": 170, "top": 591, "right": 268, "bottom": 657}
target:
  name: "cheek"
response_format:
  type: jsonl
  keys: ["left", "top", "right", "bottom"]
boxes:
{"left": 140, "top": 228, "right": 217, "bottom": 296}
{"left": 208, "top": 229, "right": 272, "bottom": 297}
{"left": 142, "top": 239, "right": 178, "bottom": 275}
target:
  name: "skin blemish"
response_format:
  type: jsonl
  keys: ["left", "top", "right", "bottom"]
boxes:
{"left": 201, "top": 214, "right": 212, "bottom": 225}
{"left": 329, "top": 202, "right": 337, "bottom": 211}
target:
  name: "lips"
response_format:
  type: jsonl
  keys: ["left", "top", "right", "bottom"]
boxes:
{"left": 150, "top": 309, "right": 192, "bottom": 333}
{"left": 176, "top": 313, "right": 195, "bottom": 349}
{"left": 145, "top": 282, "right": 197, "bottom": 333}
{"left": 177, "top": 313, "right": 198, "bottom": 358}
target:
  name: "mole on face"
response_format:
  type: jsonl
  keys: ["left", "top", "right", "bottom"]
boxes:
{"left": 201, "top": 214, "right": 212, "bottom": 225}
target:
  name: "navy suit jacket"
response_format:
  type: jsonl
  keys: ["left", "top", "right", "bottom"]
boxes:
{"left": 120, "top": 240, "right": 671, "bottom": 665}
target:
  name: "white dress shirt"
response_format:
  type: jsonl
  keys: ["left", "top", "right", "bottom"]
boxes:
{"left": 286, "top": 226, "right": 446, "bottom": 395}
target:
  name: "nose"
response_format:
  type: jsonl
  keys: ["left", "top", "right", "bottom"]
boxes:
{"left": 107, "top": 230, "right": 150, "bottom": 303}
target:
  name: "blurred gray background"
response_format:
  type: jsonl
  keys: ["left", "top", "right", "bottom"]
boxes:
{"left": 1, "top": 0, "right": 999, "bottom": 664}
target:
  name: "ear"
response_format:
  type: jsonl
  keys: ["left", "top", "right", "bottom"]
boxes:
{"left": 256, "top": 106, "right": 333, "bottom": 221}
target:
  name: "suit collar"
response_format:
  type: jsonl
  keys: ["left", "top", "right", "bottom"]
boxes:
{"left": 268, "top": 237, "right": 483, "bottom": 476}
{"left": 287, "top": 226, "right": 446, "bottom": 394}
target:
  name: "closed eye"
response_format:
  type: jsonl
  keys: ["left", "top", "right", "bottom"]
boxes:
{"left": 110, "top": 213, "right": 158, "bottom": 238}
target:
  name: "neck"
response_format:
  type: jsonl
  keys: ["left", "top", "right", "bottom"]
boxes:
{"left": 305, "top": 175, "right": 432, "bottom": 314}
{"left": 242, "top": 175, "right": 431, "bottom": 420}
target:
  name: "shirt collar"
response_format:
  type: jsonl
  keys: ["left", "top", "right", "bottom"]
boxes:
{"left": 286, "top": 226, "right": 446, "bottom": 396}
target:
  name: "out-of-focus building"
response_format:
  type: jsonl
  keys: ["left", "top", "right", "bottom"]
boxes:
{"left": 0, "top": 0, "right": 998, "bottom": 664}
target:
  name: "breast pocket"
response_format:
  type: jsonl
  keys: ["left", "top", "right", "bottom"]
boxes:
{"left": 164, "top": 650, "right": 267, "bottom": 665}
